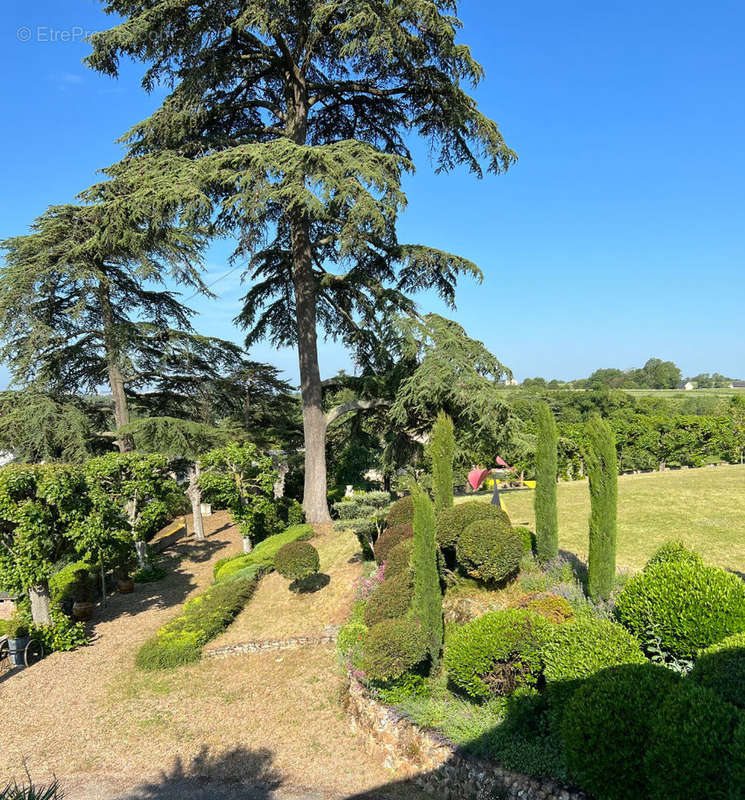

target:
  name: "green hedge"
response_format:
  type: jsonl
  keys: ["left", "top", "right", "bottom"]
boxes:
{"left": 444, "top": 610, "right": 551, "bottom": 700}
{"left": 561, "top": 663, "right": 681, "bottom": 800}
{"left": 436, "top": 501, "right": 510, "bottom": 551}
{"left": 614, "top": 556, "right": 745, "bottom": 659}
{"left": 213, "top": 524, "right": 314, "bottom": 581}
{"left": 689, "top": 631, "right": 745, "bottom": 709}
{"left": 456, "top": 519, "right": 523, "bottom": 584}
{"left": 363, "top": 574, "right": 414, "bottom": 628}
{"left": 361, "top": 617, "right": 427, "bottom": 682}
{"left": 541, "top": 617, "right": 646, "bottom": 683}
{"left": 374, "top": 523, "right": 413, "bottom": 565}
{"left": 386, "top": 496, "right": 415, "bottom": 528}
{"left": 136, "top": 568, "right": 262, "bottom": 670}
{"left": 384, "top": 539, "right": 414, "bottom": 579}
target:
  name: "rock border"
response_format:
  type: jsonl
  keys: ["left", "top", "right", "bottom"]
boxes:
{"left": 344, "top": 676, "right": 588, "bottom": 800}
{"left": 204, "top": 626, "right": 340, "bottom": 660}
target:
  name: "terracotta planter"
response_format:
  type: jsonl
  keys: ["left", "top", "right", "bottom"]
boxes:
{"left": 72, "top": 601, "right": 94, "bottom": 621}
{"left": 117, "top": 578, "right": 134, "bottom": 594}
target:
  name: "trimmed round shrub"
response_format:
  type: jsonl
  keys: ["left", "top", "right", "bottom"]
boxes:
{"left": 561, "top": 663, "right": 681, "bottom": 800}
{"left": 374, "top": 523, "right": 413, "bottom": 565}
{"left": 541, "top": 617, "right": 646, "bottom": 683}
{"left": 513, "top": 526, "right": 535, "bottom": 554}
{"left": 384, "top": 538, "right": 414, "bottom": 579}
{"left": 512, "top": 592, "right": 573, "bottom": 624}
{"left": 730, "top": 718, "right": 745, "bottom": 794}
{"left": 363, "top": 573, "right": 414, "bottom": 628}
{"left": 436, "top": 501, "right": 510, "bottom": 551}
{"left": 274, "top": 541, "right": 320, "bottom": 581}
{"left": 645, "top": 682, "right": 741, "bottom": 800}
{"left": 456, "top": 519, "right": 522, "bottom": 583}
{"left": 386, "top": 496, "right": 415, "bottom": 527}
{"left": 646, "top": 539, "right": 702, "bottom": 569}
{"left": 361, "top": 617, "right": 427, "bottom": 682}
{"left": 690, "top": 631, "right": 745, "bottom": 708}
{"left": 444, "top": 609, "right": 551, "bottom": 699}
{"left": 614, "top": 558, "right": 745, "bottom": 659}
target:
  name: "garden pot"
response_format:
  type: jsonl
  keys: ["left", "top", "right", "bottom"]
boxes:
{"left": 72, "top": 601, "right": 94, "bottom": 621}
{"left": 8, "top": 636, "right": 30, "bottom": 667}
{"left": 117, "top": 578, "right": 135, "bottom": 594}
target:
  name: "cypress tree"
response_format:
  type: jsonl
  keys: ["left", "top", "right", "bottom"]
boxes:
{"left": 411, "top": 487, "right": 443, "bottom": 672}
{"left": 534, "top": 402, "right": 559, "bottom": 562}
{"left": 428, "top": 411, "right": 455, "bottom": 513}
{"left": 85, "top": 1, "right": 517, "bottom": 522}
{"left": 585, "top": 415, "right": 618, "bottom": 602}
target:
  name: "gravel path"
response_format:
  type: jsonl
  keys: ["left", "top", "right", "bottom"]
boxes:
{"left": 0, "top": 515, "right": 422, "bottom": 800}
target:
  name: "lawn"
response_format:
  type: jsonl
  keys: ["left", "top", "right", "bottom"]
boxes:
{"left": 460, "top": 464, "right": 745, "bottom": 571}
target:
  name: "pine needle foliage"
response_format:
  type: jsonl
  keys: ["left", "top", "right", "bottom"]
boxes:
{"left": 84, "top": 0, "right": 517, "bottom": 519}
{"left": 410, "top": 486, "right": 443, "bottom": 672}
{"left": 534, "top": 402, "right": 558, "bottom": 562}
{"left": 428, "top": 411, "right": 455, "bottom": 513}
{"left": 585, "top": 415, "right": 618, "bottom": 602}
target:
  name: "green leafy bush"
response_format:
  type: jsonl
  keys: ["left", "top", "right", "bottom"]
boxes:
{"left": 361, "top": 617, "right": 427, "bottom": 682}
{"left": 213, "top": 524, "right": 314, "bottom": 581}
{"left": 385, "top": 496, "right": 415, "bottom": 528}
{"left": 49, "top": 561, "right": 92, "bottom": 607}
{"left": 435, "top": 501, "right": 510, "bottom": 551}
{"left": 614, "top": 557, "right": 745, "bottom": 659}
{"left": 513, "top": 526, "right": 535, "bottom": 554}
{"left": 32, "top": 609, "right": 88, "bottom": 652}
{"left": 561, "top": 663, "right": 681, "bottom": 800}
{"left": 374, "top": 523, "right": 413, "bottom": 565}
{"left": 337, "top": 605, "right": 368, "bottom": 668}
{"left": 136, "top": 571, "right": 261, "bottom": 669}
{"left": 444, "top": 609, "right": 551, "bottom": 699}
{"left": 645, "top": 682, "right": 742, "bottom": 800}
{"left": 5, "top": 611, "right": 29, "bottom": 639}
{"left": 541, "top": 617, "right": 646, "bottom": 683}
{"left": 689, "top": 631, "right": 745, "bottom": 708}
{"left": 384, "top": 539, "right": 414, "bottom": 578}
{"left": 363, "top": 574, "right": 414, "bottom": 627}
{"left": 512, "top": 592, "right": 573, "bottom": 624}
{"left": 646, "top": 539, "right": 702, "bottom": 568}
{"left": 133, "top": 562, "right": 167, "bottom": 583}
{"left": 456, "top": 519, "right": 523, "bottom": 583}
{"left": 274, "top": 541, "right": 320, "bottom": 581}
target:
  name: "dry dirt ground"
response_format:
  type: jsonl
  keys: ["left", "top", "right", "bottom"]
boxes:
{"left": 0, "top": 514, "right": 425, "bottom": 800}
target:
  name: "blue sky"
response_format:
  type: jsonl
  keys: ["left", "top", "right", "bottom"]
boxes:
{"left": 2, "top": 0, "right": 744, "bottom": 386}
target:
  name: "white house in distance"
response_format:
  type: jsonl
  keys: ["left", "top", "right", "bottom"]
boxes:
{"left": 683, "top": 381, "right": 695, "bottom": 391}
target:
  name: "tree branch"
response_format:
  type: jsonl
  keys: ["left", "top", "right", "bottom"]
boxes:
{"left": 324, "top": 398, "right": 390, "bottom": 426}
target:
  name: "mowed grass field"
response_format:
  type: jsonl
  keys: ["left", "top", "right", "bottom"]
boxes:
{"left": 459, "top": 464, "right": 745, "bottom": 572}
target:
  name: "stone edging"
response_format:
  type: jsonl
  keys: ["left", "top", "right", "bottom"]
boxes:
{"left": 344, "top": 676, "right": 588, "bottom": 800}
{"left": 203, "top": 626, "right": 340, "bottom": 660}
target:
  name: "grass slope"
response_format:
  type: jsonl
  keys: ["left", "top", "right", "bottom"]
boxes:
{"left": 462, "top": 464, "right": 745, "bottom": 571}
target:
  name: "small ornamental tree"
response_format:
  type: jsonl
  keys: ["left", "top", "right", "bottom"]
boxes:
{"left": 585, "top": 415, "right": 618, "bottom": 602}
{"left": 534, "top": 402, "right": 559, "bottom": 562}
{"left": 428, "top": 412, "right": 455, "bottom": 513}
{"left": 411, "top": 487, "right": 444, "bottom": 672}
{"left": 332, "top": 491, "right": 391, "bottom": 556}
{"left": 199, "top": 442, "right": 277, "bottom": 552}
{"left": 0, "top": 464, "right": 88, "bottom": 624}
{"left": 84, "top": 452, "right": 183, "bottom": 569}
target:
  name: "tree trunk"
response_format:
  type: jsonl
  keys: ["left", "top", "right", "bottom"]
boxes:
{"left": 29, "top": 583, "right": 52, "bottom": 625}
{"left": 187, "top": 462, "right": 205, "bottom": 540}
{"left": 98, "top": 281, "right": 134, "bottom": 452}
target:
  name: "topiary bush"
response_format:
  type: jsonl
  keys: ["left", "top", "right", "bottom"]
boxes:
{"left": 614, "top": 557, "right": 745, "bottom": 659}
{"left": 361, "top": 617, "right": 427, "bottom": 682}
{"left": 386, "top": 496, "right": 415, "bottom": 528}
{"left": 541, "top": 616, "right": 646, "bottom": 683}
{"left": 456, "top": 519, "right": 523, "bottom": 584}
{"left": 645, "top": 681, "right": 742, "bottom": 800}
{"left": 363, "top": 573, "right": 414, "bottom": 628}
{"left": 561, "top": 663, "right": 681, "bottom": 800}
{"left": 384, "top": 538, "right": 414, "bottom": 579}
{"left": 512, "top": 592, "right": 573, "bottom": 624}
{"left": 646, "top": 539, "right": 702, "bottom": 568}
{"left": 513, "top": 526, "right": 535, "bottom": 554}
{"left": 213, "top": 524, "right": 314, "bottom": 581}
{"left": 689, "top": 631, "right": 745, "bottom": 708}
{"left": 274, "top": 541, "right": 320, "bottom": 581}
{"left": 374, "top": 523, "right": 413, "bottom": 565}
{"left": 435, "top": 501, "right": 510, "bottom": 551}
{"left": 444, "top": 609, "right": 551, "bottom": 700}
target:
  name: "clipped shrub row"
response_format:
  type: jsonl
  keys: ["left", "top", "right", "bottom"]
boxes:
{"left": 136, "top": 568, "right": 262, "bottom": 669}
{"left": 213, "top": 524, "right": 314, "bottom": 581}
{"left": 374, "top": 523, "right": 413, "bottom": 565}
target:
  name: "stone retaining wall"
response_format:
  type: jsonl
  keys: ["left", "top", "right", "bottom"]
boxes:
{"left": 345, "top": 677, "right": 588, "bottom": 800}
{"left": 204, "top": 627, "right": 340, "bottom": 660}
